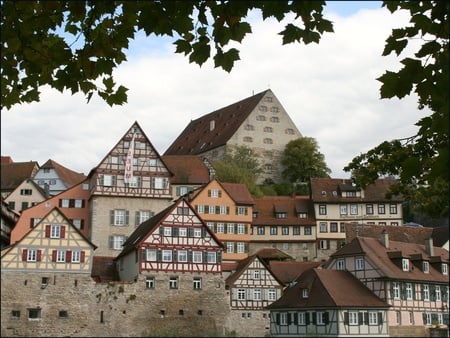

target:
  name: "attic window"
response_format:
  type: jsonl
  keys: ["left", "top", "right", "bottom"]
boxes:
{"left": 402, "top": 258, "right": 409, "bottom": 271}
{"left": 302, "top": 288, "right": 309, "bottom": 298}
{"left": 332, "top": 191, "right": 337, "bottom": 196}
{"left": 210, "top": 120, "right": 215, "bottom": 131}
{"left": 321, "top": 191, "right": 326, "bottom": 196}
{"left": 442, "top": 263, "right": 448, "bottom": 275}
{"left": 423, "top": 261, "right": 429, "bottom": 273}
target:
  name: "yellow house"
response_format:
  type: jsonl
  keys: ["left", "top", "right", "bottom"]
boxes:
{"left": 1, "top": 207, "right": 96, "bottom": 274}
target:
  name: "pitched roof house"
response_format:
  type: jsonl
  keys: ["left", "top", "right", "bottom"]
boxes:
{"left": 1, "top": 199, "right": 19, "bottom": 248}
{"left": 1, "top": 160, "right": 39, "bottom": 198}
{"left": 325, "top": 233, "right": 449, "bottom": 337}
{"left": 164, "top": 89, "right": 303, "bottom": 184}
{"left": 267, "top": 268, "right": 390, "bottom": 337}
{"left": 251, "top": 195, "right": 317, "bottom": 262}
{"left": 3, "top": 178, "right": 47, "bottom": 213}
{"left": 33, "top": 159, "right": 86, "bottom": 196}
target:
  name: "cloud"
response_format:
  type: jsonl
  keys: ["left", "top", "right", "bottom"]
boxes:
{"left": 1, "top": 5, "right": 429, "bottom": 178}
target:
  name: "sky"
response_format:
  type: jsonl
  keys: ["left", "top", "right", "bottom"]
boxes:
{"left": 1, "top": 1, "right": 429, "bottom": 178}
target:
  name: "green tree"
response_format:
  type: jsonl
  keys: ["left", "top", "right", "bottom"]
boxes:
{"left": 344, "top": 1, "right": 449, "bottom": 218}
{"left": 281, "top": 137, "right": 331, "bottom": 183}
{"left": 1, "top": 0, "right": 333, "bottom": 108}
{"left": 213, "top": 145, "right": 262, "bottom": 196}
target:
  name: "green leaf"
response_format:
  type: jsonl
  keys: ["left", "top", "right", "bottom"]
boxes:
{"left": 174, "top": 39, "right": 192, "bottom": 55}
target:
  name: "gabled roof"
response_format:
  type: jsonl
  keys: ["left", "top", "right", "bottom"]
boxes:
{"left": 310, "top": 177, "right": 403, "bottom": 203}
{"left": 40, "top": 159, "right": 86, "bottom": 187}
{"left": 1, "top": 161, "right": 39, "bottom": 191}
{"left": 225, "top": 254, "right": 284, "bottom": 287}
{"left": 269, "top": 261, "right": 322, "bottom": 285}
{"left": 115, "top": 197, "right": 224, "bottom": 260}
{"left": 253, "top": 247, "right": 294, "bottom": 263}
{"left": 253, "top": 195, "right": 315, "bottom": 226}
{"left": 220, "top": 181, "right": 254, "bottom": 205}
{"left": 345, "top": 223, "right": 434, "bottom": 245}
{"left": 431, "top": 226, "right": 449, "bottom": 247}
{"left": 1, "top": 198, "right": 20, "bottom": 226}
{"left": 330, "top": 236, "right": 449, "bottom": 283}
{"left": 164, "top": 90, "right": 270, "bottom": 155}
{"left": 161, "top": 155, "right": 211, "bottom": 184}
{"left": 267, "top": 268, "right": 390, "bottom": 309}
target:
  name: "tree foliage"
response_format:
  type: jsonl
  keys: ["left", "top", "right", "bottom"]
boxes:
{"left": 212, "top": 145, "right": 262, "bottom": 196}
{"left": 1, "top": 0, "right": 333, "bottom": 108}
{"left": 281, "top": 137, "right": 331, "bottom": 183}
{"left": 345, "top": 1, "right": 449, "bottom": 218}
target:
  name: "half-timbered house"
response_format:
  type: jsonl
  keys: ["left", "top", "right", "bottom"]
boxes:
{"left": 188, "top": 179, "right": 254, "bottom": 262}
{"left": 267, "top": 268, "right": 390, "bottom": 337}
{"left": 87, "top": 121, "right": 174, "bottom": 257}
{"left": 325, "top": 231, "right": 449, "bottom": 337}
{"left": 224, "top": 253, "right": 284, "bottom": 337}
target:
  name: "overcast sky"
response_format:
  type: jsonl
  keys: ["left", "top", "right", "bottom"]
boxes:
{"left": 1, "top": 1, "right": 429, "bottom": 178}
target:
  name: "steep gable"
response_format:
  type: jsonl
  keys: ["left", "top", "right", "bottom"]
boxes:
{"left": 1, "top": 161, "right": 39, "bottom": 193}
{"left": 39, "top": 159, "right": 86, "bottom": 188}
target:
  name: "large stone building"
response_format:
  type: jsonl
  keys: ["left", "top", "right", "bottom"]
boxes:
{"left": 164, "top": 89, "right": 303, "bottom": 184}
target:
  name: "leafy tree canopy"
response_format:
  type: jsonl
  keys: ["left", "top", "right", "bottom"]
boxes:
{"left": 1, "top": 0, "right": 333, "bottom": 108}
{"left": 345, "top": 1, "right": 449, "bottom": 218}
{"left": 281, "top": 137, "right": 331, "bottom": 183}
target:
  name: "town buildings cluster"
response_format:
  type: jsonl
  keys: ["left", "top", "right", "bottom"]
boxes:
{"left": 1, "top": 90, "right": 448, "bottom": 337}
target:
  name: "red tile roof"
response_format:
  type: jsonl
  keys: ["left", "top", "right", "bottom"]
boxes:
{"left": 40, "top": 159, "right": 86, "bottom": 188}
{"left": 310, "top": 177, "right": 403, "bottom": 203}
{"left": 1, "top": 161, "right": 39, "bottom": 191}
{"left": 164, "top": 90, "right": 270, "bottom": 155}
{"left": 267, "top": 268, "right": 390, "bottom": 309}
{"left": 269, "top": 261, "right": 321, "bottom": 284}
{"left": 161, "top": 155, "right": 211, "bottom": 184}
{"left": 220, "top": 181, "right": 254, "bottom": 205}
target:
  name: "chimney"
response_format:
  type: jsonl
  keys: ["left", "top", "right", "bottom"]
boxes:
{"left": 381, "top": 229, "right": 389, "bottom": 249}
{"left": 425, "top": 238, "right": 434, "bottom": 256}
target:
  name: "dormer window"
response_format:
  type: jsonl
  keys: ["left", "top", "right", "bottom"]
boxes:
{"left": 321, "top": 191, "right": 326, "bottom": 196}
{"left": 298, "top": 212, "right": 307, "bottom": 219}
{"left": 302, "top": 288, "right": 309, "bottom": 298}
{"left": 402, "top": 258, "right": 409, "bottom": 271}
{"left": 276, "top": 212, "right": 287, "bottom": 219}
{"left": 442, "top": 263, "right": 448, "bottom": 275}
{"left": 423, "top": 261, "right": 429, "bottom": 273}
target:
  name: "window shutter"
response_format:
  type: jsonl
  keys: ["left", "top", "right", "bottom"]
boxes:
{"left": 176, "top": 187, "right": 181, "bottom": 196}
{"left": 344, "top": 312, "right": 349, "bottom": 325}
{"left": 188, "top": 251, "right": 192, "bottom": 262}
{"left": 276, "top": 313, "right": 280, "bottom": 325}
{"left": 188, "top": 228, "right": 194, "bottom": 237}
{"left": 431, "top": 313, "right": 438, "bottom": 323}
{"left": 312, "top": 312, "right": 317, "bottom": 324}
{"left": 401, "top": 283, "right": 406, "bottom": 299}
{"left": 173, "top": 227, "right": 178, "bottom": 237}
{"left": 364, "top": 312, "right": 369, "bottom": 325}
{"left": 45, "top": 225, "right": 51, "bottom": 237}
{"left": 37, "top": 250, "right": 42, "bottom": 262}
{"left": 245, "top": 224, "right": 248, "bottom": 234}
{"left": 125, "top": 210, "right": 129, "bottom": 225}
{"left": 245, "top": 208, "right": 248, "bottom": 215}
{"left": 66, "top": 250, "right": 72, "bottom": 262}
{"left": 109, "top": 236, "right": 113, "bottom": 249}
{"left": 30, "top": 218, "right": 34, "bottom": 228}
{"left": 306, "top": 312, "right": 310, "bottom": 325}
{"left": 159, "top": 226, "right": 163, "bottom": 235}
{"left": 443, "top": 314, "right": 449, "bottom": 325}
{"left": 430, "top": 285, "right": 436, "bottom": 301}
{"left": 226, "top": 206, "right": 230, "bottom": 214}
{"left": 324, "top": 312, "right": 329, "bottom": 325}
{"left": 112, "top": 175, "right": 116, "bottom": 186}
{"left": 378, "top": 312, "right": 383, "bottom": 325}
{"left": 135, "top": 211, "right": 140, "bottom": 226}
{"left": 203, "top": 251, "right": 208, "bottom": 263}
{"left": 218, "top": 190, "right": 222, "bottom": 197}
{"left": 217, "top": 251, "right": 222, "bottom": 263}
{"left": 81, "top": 199, "right": 85, "bottom": 207}
{"left": 215, "top": 206, "right": 220, "bottom": 214}
{"left": 224, "top": 225, "right": 227, "bottom": 234}
{"left": 60, "top": 226, "right": 66, "bottom": 238}
{"left": 142, "top": 248, "right": 146, "bottom": 261}
{"left": 208, "top": 190, "right": 211, "bottom": 197}
{"left": 110, "top": 210, "right": 115, "bottom": 225}
{"left": 173, "top": 250, "right": 177, "bottom": 262}
{"left": 52, "top": 250, "right": 57, "bottom": 262}
{"left": 59, "top": 199, "right": 62, "bottom": 207}
{"left": 80, "top": 251, "right": 85, "bottom": 263}
{"left": 293, "top": 313, "right": 298, "bottom": 325}
{"left": 422, "top": 313, "right": 427, "bottom": 324}
{"left": 358, "top": 312, "right": 363, "bottom": 325}
{"left": 244, "top": 243, "right": 249, "bottom": 253}
{"left": 287, "top": 313, "right": 292, "bottom": 325}
{"left": 69, "top": 199, "right": 75, "bottom": 208}
{"left": 412, "top": 283, "right": 416, "bottom": 300}
{"left": 22, "top": 249, "right": 27, "bottom": 261}
{"left": 157, "top": 250, "right": 162, "bottom": 262}
{"left": 421, "top": 284, "right": 425, "bottom": 300}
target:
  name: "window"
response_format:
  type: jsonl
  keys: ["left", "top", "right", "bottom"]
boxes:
{"left": 276, "top": 212, "right": 287, "bottom": 219}
{"left": 355, "top": 257, "right": 364, "bottom": 270}
{"left": 348, "top": 311, "right": 358, "bottom": 325}
{"left": 26, "top": 249, "right": 37, "bottom": 262}
{"left": 210, "top": 189, "right": 220, "bottom": 197}
{"left": 442, "top": 263, "right": 448, "bottom": 275}
{"left": 293, "top": 226, "right": 301, "bottom": 235}
{"left": 109, "top": 235, "right": 127, "bottom": 250}
{"left": 304, "top": 226, "right": 312, "bottom": 235}
{"left": 196, "top": 205, "right": 205, "bottom": 214}
{"left": 20, "top": 189, "right": 32, "bottom": 195}
{"left": 280, "top": 312, "right": 288, "bottom": 325}
{"left": 216, "top": 223, "right": 224, "bottom": 233}
{"left": 336, "top": 259, "right": 345, "bottom": 270}
{"left": 270, "top": 116, "right": 279, "bottom": 123}
{"left": 256, "top": 115, "right": 266, "bottom": 121}
{"left": 72, "top": 219, "right": 84, "bottom": 230}
{"left": 270, "top": 226, "right": 277, "bottom": 235}
{"left": 237, "top": 289, "right": 246, "bottom": 300}
{"left": 194, "top": 228, "right": 201, "bottom": 237}
{"left": 58, "top": 310, "right": 68, "bottom": 318}
{"left": 220, "top": 205, "right": 228, "bottom": 215}
{"left": 264, "top": 126, "right": 273, "bottom": 133}
{"left": 71, "top": 251, "right": 81, "bottom": 263}
{"left": 162, "top": 250, "right": 172, "bottom": 262}
{"left": 178, "top": 250, "right": 187, "bottom": 262}
{"left": 11, "top": 310, "right": 20, "bottom": 319}
{"left": 245, "top": 124, "right": 254, "bottom": 131}
{"left": 409, "top": 311, "right": 414, "bottom": 325}
{"left": 192, "top": 251, "right": 202, "bottom": 263}
{"left": 237, "top": 223, "right": 246, "bottom": 234}
{"left": 402, "top": 258, "right": 409, "bottom": 271}
{"left": 146, "top": 249, "right": 157, "bottom": 261}
{"left": 169, "top": 277, "right": 178, "bottom": 289}
{"left": 237, "top": 206, "right": 247, "bottom": 215}
{"left": 257, "top": 226, "right": 265, "bottom": 235}
{"left": 136, "top": 210, "right": 153, "bottom": 225}
{"left": 101, "top": 174, "right": 115, "bottom": 186}
{"left": 237, "top": 242, "right": 245, "bottom": 253}
{"left": 56, "top": 250, "right": 66, "bottom": 262}
{"left": 259, "top": 105, "right": 267, "bottom": 112}
{"left": 253, "top": 289, "right": 262, "bottom": 300}
{"left": 28, "top": 308, "right": 41, "bottom": 320}
{"left": 319, "top": 204, "right": 327, "bottom": 215}
{"left": 302, "top": 288, "right": 309, "bottom": 298}
{"left": 271, "top": 106, "right": 279, "bottom": 113}
{"left": 340, "top": 223, "right": 346, "bottom": 233}
{"left": 436, "top": 286, "right": 441, "bottom": 301}
{"left": 285, "top": 128, "right": 294, "bottom": 134}
{"left": 350, "top": 204, "right": 358, "bottom": 215}
{"left": 112, "top": 209, "right": 128, "bottom": 226}
{"left": 319, "top": 240, "right": 328, "bottom": 250}
{"left": 339, "top": 204, "right": 347, "bottom": 215}
{"left": 226, "top": 242, "right": 234, "bottom": 253}
{"left": 263, "top": 138, "right": 273, "bottom": 144}
{"left": 330, "top": 223, "right": 338, "bottom": 233}
{"left": 366, "top": 204, "right": 374, "bottom": 214}
{"left": 282, "top": 226, "right": 289, "bottom": 235}
{"left": 227, "top": 223, "right": 235, "bottom": 234}
{"left": 424, "top": 312, "right": 432, "bottom": 325}
{"left": 297, "top": 312, "right": 306, "bottom": 325}
{"left": 406, "top": 283, "right": 413, "bottom": 300}
{"left": 193, "top": 277, "right": 202, "bottom": 290}
{"left": 74, "top": 199, "right": 84, "bottom": 208}
{"left": 253, "top": 270, "right": 261, "bottom": 280}
{"left": 378, "top": 204, "right": 385, "bottom": 214}
{"left": 206, "top": 252, "right": 216, "bottom": 263}
{"left": 177, "top": 207, "right": 189, "bottom": 215}
{"left": 152, "top": 177, "right": 168, "bottom": 190}
{"left": 320, "top": 222, "right": 327, "bottom": 233}
{"left": 164, "top": 227, "right": 172, "bottom": 236}
{"left": 316, "top": 311, "right": 327, "bottom": 325}
{"left": 268, "top": 289, "right": 276, "bottom": 301}
{"left": 128, "top": 176, "right": 140, "bottom": 188}
{"left": 390, "top": 204, "right": 397, "bottom": 214}
{"left": 392, "top": 282, "right": 401, "bottom": 300}
{"left": 179, "top": 227, "right": 187, "bottom": 237}
{"left": 298, "top": 212, "right": 307, "bottom": 219}
{"left": 423, "top": 261, "right": 429, "bottom": 273}
{"left": 396, "top": 311, "right": 401, "bottom": 325}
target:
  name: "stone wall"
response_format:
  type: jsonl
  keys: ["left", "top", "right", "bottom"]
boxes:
{"left": 389, "top": 325, "right": 428, "bottom": 337}
{"left": 1, "top": 271, "right": 232, "bottom": 337}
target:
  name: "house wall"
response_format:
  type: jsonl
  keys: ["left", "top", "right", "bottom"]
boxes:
{"left": 4, "top": 179, "right": 46, "bottom": 213}
{"left": 33, "top": 168, "right": 68, "bottom": 196}
{"left": 1, "top": 272, "right": 231, "bottom": 337}
{"left": 249, "top": 241, "right": 318, "bottom": 262}
{"left": 117, "top": 250, "right": 138, "bottom": 282}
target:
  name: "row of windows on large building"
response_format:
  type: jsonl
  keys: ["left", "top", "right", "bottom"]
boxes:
{"left": 390, "top": 282, "right": 449, "bottom": 301}
{"left": 318, "top": 203, "right": 399, "bottom": 215}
